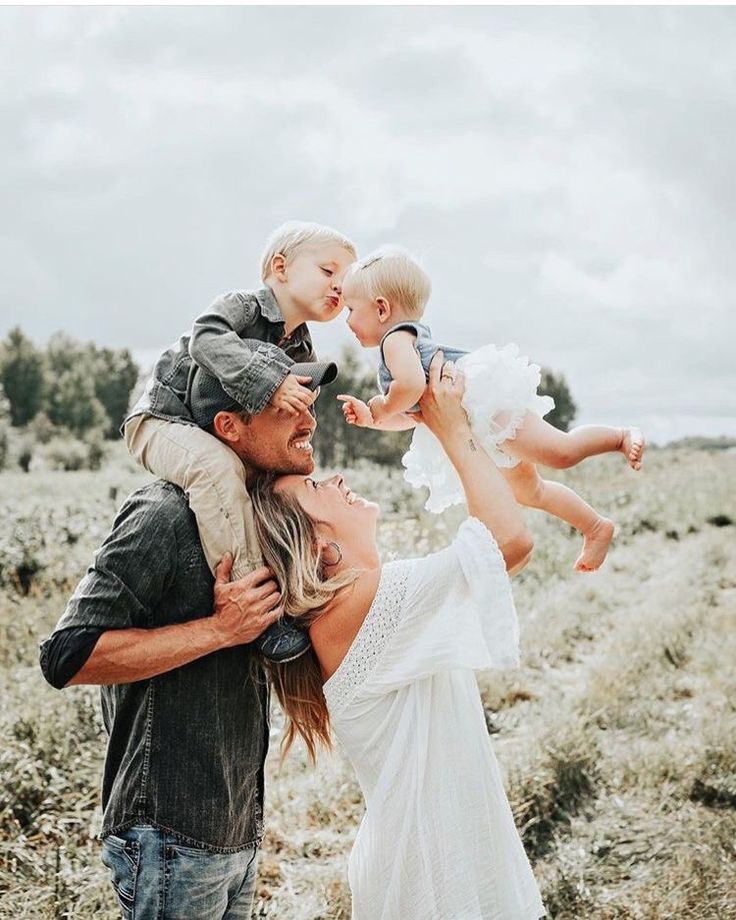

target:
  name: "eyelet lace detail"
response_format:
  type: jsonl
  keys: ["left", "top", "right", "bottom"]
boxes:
{"left": 323, "top": 559, "right": 416, "bottom": 715}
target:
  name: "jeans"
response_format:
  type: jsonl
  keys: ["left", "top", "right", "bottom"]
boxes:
{"left": 101, "top": 825, "right": 259, "bottom": 920}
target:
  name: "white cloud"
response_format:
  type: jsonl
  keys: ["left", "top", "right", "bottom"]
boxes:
{"left": 1, "top": 5, "right": 734, "bottom": 441}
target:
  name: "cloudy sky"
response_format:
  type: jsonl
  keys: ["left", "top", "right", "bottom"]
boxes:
{"left": 2, "top": 6, "right": 734, "bottom": 442}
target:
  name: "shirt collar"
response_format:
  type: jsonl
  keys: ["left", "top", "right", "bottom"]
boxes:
{"left": 254, "top": 286, "right": 285, "bottom": 324}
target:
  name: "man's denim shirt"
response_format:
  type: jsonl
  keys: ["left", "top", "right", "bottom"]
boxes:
{"left": 126, "top": 286, "right": 315, "bottom": 427}
{"left": 39, "top": 481, "right": 270, "bottom": 852}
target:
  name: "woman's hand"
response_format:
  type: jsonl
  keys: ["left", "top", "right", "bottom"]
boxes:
{"left": 417, "top": 352, "right": 469, "bottom": 446}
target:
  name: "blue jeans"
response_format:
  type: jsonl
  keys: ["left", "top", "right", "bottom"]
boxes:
{"left": 101, "top": 825, "right": 259, "bottom": 920}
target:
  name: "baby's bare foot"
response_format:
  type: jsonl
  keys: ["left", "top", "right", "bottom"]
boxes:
{"left": 621, "top": 427, "right": 645, "bottom": 471}
{"left": 574, "top": 517, "right": 615, "bottom": 572}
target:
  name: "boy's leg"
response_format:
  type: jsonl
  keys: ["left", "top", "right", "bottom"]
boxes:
{"left": 125, "top": 416, "right": 310, "bottom": 662}
{"left": 501, "top": 412, "right": 645, "bottom": 470}
{"left": 124, "top": 415, "right": 261, "bottom": 579}
{"left": 502, "top": 461, "right": 614, "bottom": 571}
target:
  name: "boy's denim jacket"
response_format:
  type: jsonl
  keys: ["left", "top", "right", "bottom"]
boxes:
{"left": 126, "top": 286, "right": 315, "bottom": 428}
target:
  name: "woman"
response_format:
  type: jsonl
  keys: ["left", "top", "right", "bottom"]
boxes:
{"left": 251, "top": 354, "right": 546, "bottom": 920}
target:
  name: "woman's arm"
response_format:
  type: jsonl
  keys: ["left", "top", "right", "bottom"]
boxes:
{"left": 418, "top": 354, "right": 534, "bottom": 574}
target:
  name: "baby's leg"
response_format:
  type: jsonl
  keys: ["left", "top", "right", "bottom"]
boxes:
{"left": 502, "top": 461, "right": 615, "bottom": 572}
{"left": 124, "top": 415, "right": 262, "bottom": 580}
{"left": 501, "top": 412, "right": 645, "bottom": 471}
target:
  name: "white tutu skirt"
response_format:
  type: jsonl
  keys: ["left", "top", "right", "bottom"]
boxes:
{"left": 402, "top": 343, "right": 555, "bottom": 514}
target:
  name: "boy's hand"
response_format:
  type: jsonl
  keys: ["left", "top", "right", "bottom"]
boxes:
{"left": 337, "top": 394, "right": 373, "bottom": 427}
{"left": 270, "top": 375, "right": 316, "bottom": 415}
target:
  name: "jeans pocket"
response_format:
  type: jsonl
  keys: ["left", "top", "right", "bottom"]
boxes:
{"left": 101, "top": 834, "right": 140, "bottom": 919}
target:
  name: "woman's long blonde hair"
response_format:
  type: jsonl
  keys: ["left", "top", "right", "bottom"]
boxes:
{"left": 250, "top": 472, "right": 359, "bottom": 763}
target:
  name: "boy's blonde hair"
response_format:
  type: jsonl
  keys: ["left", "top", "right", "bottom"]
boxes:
{"left": 343, "top": 246, "right": 431, "bottom": 318}
{"left": 260, "top": 221, "right": 357, "bottom": 282}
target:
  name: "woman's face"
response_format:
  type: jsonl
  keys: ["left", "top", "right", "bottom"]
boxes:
{"left": 274, "top": 473, "right": 380, "bottom": 554}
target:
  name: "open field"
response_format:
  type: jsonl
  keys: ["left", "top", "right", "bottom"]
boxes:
{"left": 1, "top": 445, "right": 735, "bottom": 919}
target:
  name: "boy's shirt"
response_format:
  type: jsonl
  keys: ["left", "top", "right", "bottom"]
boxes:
{"left": 126, "top": 286, "right": 315, "bottom": 428}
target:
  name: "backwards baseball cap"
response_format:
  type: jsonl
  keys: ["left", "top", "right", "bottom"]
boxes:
{"left": 189, "top": 361, "right": 338, "bottom": 429}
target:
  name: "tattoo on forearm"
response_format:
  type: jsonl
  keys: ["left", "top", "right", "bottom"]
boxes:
{"left": 468, "top": 438, "right": 477, "bottom": 452}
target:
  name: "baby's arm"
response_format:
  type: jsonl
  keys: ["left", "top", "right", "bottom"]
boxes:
{"left": 337, "top": 394, "right": 417, "bottom": 430}
{"left": 369, "top": 331, "right": 426, "bottom": 426}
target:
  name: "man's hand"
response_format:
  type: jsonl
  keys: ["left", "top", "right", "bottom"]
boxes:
{"left": 269, "top": 376, "right": 316, "bottom": 415}
{"left": 211, "top": 555, "right": 283, "bottom": 648}
{"left": 337, "top": 393, "right": 374, "bottom": 427}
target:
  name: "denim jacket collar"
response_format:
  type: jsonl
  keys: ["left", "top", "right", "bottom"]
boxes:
{"left": 254, "top": 286, "right": 284, "bottom": 325}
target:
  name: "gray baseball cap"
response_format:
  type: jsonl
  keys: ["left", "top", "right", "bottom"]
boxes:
{"left": 189, "top": 361, "right": 338, "bottom": 429}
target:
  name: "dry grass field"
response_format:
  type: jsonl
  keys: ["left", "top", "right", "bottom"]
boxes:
{"left": 1, "top": 444, "right": 735, "bottom": 919}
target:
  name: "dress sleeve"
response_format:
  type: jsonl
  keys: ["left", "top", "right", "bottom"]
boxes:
{"left": 371, "top": 518, "right": 519, "bottom": 688}
{"left": 324, "top": 518, "right": 519, "bottom": 712}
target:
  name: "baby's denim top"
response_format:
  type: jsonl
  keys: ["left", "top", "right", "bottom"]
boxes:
{"left": 125, "top": 286, "right": 315, "bottom": 430}
{"left": 378, "top": 321, "right": 467, "bottom": 411}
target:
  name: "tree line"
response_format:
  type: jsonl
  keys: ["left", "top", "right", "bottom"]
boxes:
{"left": 0, "top": 326, "right": 577, "bottom": 471}
{"left": 0, "top": 327, "right": 139, "bottom": 439}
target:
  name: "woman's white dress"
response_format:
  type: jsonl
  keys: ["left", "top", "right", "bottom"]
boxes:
{"left": 403, "top": 344, "right": 555, "bottom": 513}
{"left": 323, "top": 517, "right": 546, "bottom": 920}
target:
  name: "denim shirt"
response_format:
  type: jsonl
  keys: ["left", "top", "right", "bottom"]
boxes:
{"left": 377, "top": 321, "right": 468, "bottom": 411}
{"left": 126, "top": 286, "right": 316, "bottom": 427}
{"left": 39, "top": 481, "right": 270, "bottom": 852}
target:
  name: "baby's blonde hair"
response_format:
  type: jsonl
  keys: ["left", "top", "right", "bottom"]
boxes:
{"left": 260, "top": 221, "right": 357, "bottom": 282}
{"left": 343, "top": 246, "right": 431, "bottom": 318}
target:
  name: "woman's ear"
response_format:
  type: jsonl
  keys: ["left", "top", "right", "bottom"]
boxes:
{"left": 376, "top": 297, "right": 392, "bottom": 325}
{"left": 317, "top": 538, "right": 343, "bottom": 568}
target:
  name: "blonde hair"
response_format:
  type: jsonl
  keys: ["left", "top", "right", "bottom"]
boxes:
{"left": 343, "top": 246, "right": 432, "bottom": 318}
{"left": 250, "top": 472, "right": 360, "bottom": 763}
{"left": 260, "top": 221, "right": 357, "bottom": 282}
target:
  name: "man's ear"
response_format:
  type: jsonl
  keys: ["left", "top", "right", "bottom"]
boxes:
{"left": 376, "top": 297, "right": 392, "bottom": 325}
{"left": 270, "top": 252, "right": 288, "bottom": 282}
{"left": 212, "top": 411, "right": 240, "bottom": 443}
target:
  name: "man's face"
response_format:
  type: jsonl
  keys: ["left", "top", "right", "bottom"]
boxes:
{"left": 225, "top": 403, "right": 317, "bottom": 476}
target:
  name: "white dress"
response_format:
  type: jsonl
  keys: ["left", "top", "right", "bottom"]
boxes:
{"left": 403, "top": 344, "right": 556, "bottom": 513}
{"left": 323, "top": 517, "right": 546, "bottom": 920}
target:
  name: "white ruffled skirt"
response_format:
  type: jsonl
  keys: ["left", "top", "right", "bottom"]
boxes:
{"left": 402, "top": 343, "right": 555, "bottom": 514}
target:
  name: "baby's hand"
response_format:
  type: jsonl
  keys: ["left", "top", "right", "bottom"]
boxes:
{"left": 270, "top": 375, "right": 315, "bottom": 415}
{"left": 337, "top": 394, "right": 373, "bottom": 427}
{"left": 368, "top": 395, "right": 388, "bottom": 422}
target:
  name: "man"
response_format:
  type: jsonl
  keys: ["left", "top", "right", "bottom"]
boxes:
{"left": 39, "top": 362, "right": 334, "bottom": 920}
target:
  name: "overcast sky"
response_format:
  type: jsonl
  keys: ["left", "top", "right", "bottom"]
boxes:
{"left": 2, "top": 6, "right": 734, "bottom": 443}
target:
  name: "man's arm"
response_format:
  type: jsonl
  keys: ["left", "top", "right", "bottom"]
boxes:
{"left": 67, "top": 556, "right": 281, "bottom": 687}
{"left": 39, "top": 484, "right": 282, "bottom": 689}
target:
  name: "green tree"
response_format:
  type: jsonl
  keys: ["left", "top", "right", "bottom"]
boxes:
{"left": 44, "top": 333, "right": 139, "bottom": 439}
{"left": 0, "top": 327, "right": 45, "bottom": 426}
{"left": 92, "top": 347, "right": 140, "bottom": 437}
{"left": 46, "top": 365, "right": 108, "bottom": 437}
{"left": 538, "top": 368, "right": 577, "bottom": 432}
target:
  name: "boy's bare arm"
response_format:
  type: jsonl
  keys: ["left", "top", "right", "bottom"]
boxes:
{"left": 67, "top": 558, "right": 281, "bottom": 687}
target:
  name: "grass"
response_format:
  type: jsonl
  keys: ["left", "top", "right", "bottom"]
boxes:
{"left": 1, "top": 445, "right": 735, "bottom": 918}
